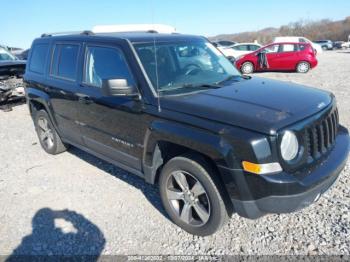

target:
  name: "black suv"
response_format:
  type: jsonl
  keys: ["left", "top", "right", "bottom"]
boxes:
{"left": 24, "top": 31, "right": 349, "bottom": 236}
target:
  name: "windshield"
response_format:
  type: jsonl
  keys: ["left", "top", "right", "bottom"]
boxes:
{"left": 0, "top": 47, "right": 17, "bottom": 61}
{"left": 134, "top": 40, "right": 240, "bottom": 95}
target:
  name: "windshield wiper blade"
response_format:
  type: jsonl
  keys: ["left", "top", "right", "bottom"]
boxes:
{"left": 217, "top": 74, "right": 250, "bottom": 84}
{"left": 181, "top": 83, "right": 222, "bottom": 89}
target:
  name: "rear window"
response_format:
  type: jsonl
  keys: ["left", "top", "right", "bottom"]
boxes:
{"left": 29, "top": 43, "right": 49, "bottom": 74}
{"left": 51, "top": 44, "right": 79, "bottom": 80}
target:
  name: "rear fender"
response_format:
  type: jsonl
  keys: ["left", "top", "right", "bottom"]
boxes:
{"left": 26, "top": 87, "right": 58, "bottom": 129}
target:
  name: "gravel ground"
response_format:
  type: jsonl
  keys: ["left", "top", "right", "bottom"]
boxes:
{"left": 0, "top": 51, "right": 349, "bottom": 257}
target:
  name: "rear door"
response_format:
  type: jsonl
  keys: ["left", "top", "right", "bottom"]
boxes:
{"left": 276, "top": 44, "right": 298, "bottom": 70}
{"left": 47, "top": 42, "right": 82, "bottom": 144}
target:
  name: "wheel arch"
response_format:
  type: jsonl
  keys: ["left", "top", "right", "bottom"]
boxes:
{"left": 141, "top": 120, "right": 235, "bottom": 213}
{"left": 27, "top": 88, "right": 58, "bottom": 129}
{"left": 240, "top": 60, "right": 256, "bottom": 72}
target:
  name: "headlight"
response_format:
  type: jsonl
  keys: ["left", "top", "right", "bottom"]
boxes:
{"left": 280, "top": 131, "right": 299, "bottom": 161}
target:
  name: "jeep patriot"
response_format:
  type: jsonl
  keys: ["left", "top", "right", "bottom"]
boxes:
{"left": 24, "top": 31, "right": 349, "bottom": 236}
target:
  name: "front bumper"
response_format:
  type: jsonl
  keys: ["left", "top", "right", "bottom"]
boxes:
{"left": 220, "top": 126, "right": 349, "bottom": 219}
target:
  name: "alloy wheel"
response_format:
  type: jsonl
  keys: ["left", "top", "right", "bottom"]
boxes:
{"left": 166, "top": 171, "right": 210, "bottom": 226}
{"left": 37, "top": 117, "right": 54, "bottom": 150}
{"left": 297, "top": 62, "right": 310, "bottom": 73}
{"left": 242, "top": 63, "right": 253, "bottom": 74}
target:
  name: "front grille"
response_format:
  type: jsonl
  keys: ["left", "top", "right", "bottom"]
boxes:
{"left": 305, "top": 108, "right": 339, "bottom": 162}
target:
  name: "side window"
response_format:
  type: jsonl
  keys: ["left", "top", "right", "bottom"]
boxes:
{"left": 249, "top": 45, "right": 260, "bottom": 51}
{"left": 264, "top": 44, "right": 279, "bottom": 53}
{"left": 84, "top": 46, "right": 134, "bottom": 88}
{"left": 299, "top": 38, "right": 307, "bottom": 43}
{"left": 299, "top": 44, "right": 307, "bottom": 51}
{"left": 233, "top": 45, "right": 248, "bottom": 51}
{"left": 29, "top": 43, "right": 49, "bottom": 74}
{"left": 280, "top": 44, "right": 295, "bottom": 52}
{"left": 51, "top": 44, "right": 79, "bottom": 80}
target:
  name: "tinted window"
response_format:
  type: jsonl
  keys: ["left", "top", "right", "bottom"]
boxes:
{"left": 84, "top": 46, "right": 134, "bottom": 88}
{"left": 249, "top": 45, "right": 260, "bottom": 51}
{"left": 51, "top": 44, "right": 79, "bottom": 80}
{"left": 218, "top": 41, "right": 235, "bottom": 46}
{"left": 299, "top": 44, "right": 308, "bottom": 51}
{"left": 29, "top": 44, "right": 49, "bottom": 74}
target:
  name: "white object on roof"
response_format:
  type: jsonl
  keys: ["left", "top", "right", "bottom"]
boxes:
{"left": 92, "top": 24, "right": 177, "bottom": 34}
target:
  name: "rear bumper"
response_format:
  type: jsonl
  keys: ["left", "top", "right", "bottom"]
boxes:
{"left": 220, "top": 126, "right": 349, "bottom": 219}
{"left": 310, "top": 58, "right": 318, "bottom": 69}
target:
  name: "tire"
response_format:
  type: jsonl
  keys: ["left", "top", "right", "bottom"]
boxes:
{"left": 241, "top": 62, "right": 254, "bottom": 74}
{"left": 34, "top": 110, "right": 68, "bottom": 155}
{"left": 296, "top": 61, "right": 310, "bottom": 73}
{"left": 322, "top": 46, "right": 327, "bottom": 51}
{"left": 159, "top": 154, "right": 228, "bottom": 236}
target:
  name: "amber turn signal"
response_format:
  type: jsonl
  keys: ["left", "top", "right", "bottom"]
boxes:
{"left": 242, "top": 161, "right": 282, "bottom": 175}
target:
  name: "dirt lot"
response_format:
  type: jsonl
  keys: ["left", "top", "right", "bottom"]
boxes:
{"left": 0, "top": 51, "right": 349, "bottom": 257}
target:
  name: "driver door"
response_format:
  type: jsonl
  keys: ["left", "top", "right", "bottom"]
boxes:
{"left": 76, "top": 42, "right": 146, "bottom": 171}
{"left": 257, "top": 44, "right": 280, "bottom": 71}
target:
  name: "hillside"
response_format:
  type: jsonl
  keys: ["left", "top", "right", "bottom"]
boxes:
{"left": 210, "top": 17, "right": 350, "bottom": 44}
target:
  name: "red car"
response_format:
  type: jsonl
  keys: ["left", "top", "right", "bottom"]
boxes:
{"left": 235, "top": 42, "right": 318, "bottom": 74}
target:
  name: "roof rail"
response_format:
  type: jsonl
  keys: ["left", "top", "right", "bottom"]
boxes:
{"left": 41, "top": 30, "right": 94, "bottom": 38}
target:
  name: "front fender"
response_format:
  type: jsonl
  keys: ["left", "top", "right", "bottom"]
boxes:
{"left": 142, "top": 120, "right": 235, "bottom": 184}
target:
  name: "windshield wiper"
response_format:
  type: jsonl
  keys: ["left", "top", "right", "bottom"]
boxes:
{"left": 217, "top": 74, "right": 250, "bottom": 84}
{"left": 181, "top": 83, "right": 222, "bottom": 89}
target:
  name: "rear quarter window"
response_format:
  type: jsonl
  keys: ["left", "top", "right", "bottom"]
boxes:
{"left": 298, "top": 44, "right": 308, "bottom": 51}
{"left": 29, "top": 43, "right": 49, "bottom": 74}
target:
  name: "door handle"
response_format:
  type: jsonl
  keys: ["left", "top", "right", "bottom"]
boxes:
{"left": 78, "top": 95, "right": 93, "bottom": 104}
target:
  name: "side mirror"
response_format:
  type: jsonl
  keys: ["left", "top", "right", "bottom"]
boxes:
{"left": 101, "top": 79, "right": 139, "bottom": 98}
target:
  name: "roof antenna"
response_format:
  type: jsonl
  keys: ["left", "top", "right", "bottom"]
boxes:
{"left": 151, "top": 0, "right": 161, "bottom": 112}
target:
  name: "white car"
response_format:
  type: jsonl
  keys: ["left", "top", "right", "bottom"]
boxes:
{"left": 342, "top": 35, "right": 350, "bottom": 49}
{"left": 274, "top": 36, "right": 322, "bottom": 54}
{"left": 342, "top": 42, "right": 350, "bottom": 49}
{"left": 217, "top": 43, "right": 262, "bottom": 59}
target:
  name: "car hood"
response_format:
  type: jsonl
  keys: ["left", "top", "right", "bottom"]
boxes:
{"left": 161, "top": 77, "right": 333, "bottom": 135}
{"left": 0, "top": 60, "right": 26, "bottom": 77}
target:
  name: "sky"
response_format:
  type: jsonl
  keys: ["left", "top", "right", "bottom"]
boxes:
{"left": 1, "top": 0, "right": 349, "bottom": 49}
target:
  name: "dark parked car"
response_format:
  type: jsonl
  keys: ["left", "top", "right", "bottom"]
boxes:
{"left": 24, "top": 31, "right": 349, "bottom": 236}
{"left": 314, "top": 40, "right": 333, "bottom": 50}
{"left": 212, "top": 40, "right": 236, "bottom": 47}
{"left": 0, "top": 46, "right": 26, "bottom": 103}
{"left": 333, "top": 41, "right": 345, "bottom": 49}
{"left": 15, "top": 49, "right": 30, "bottom": 60}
